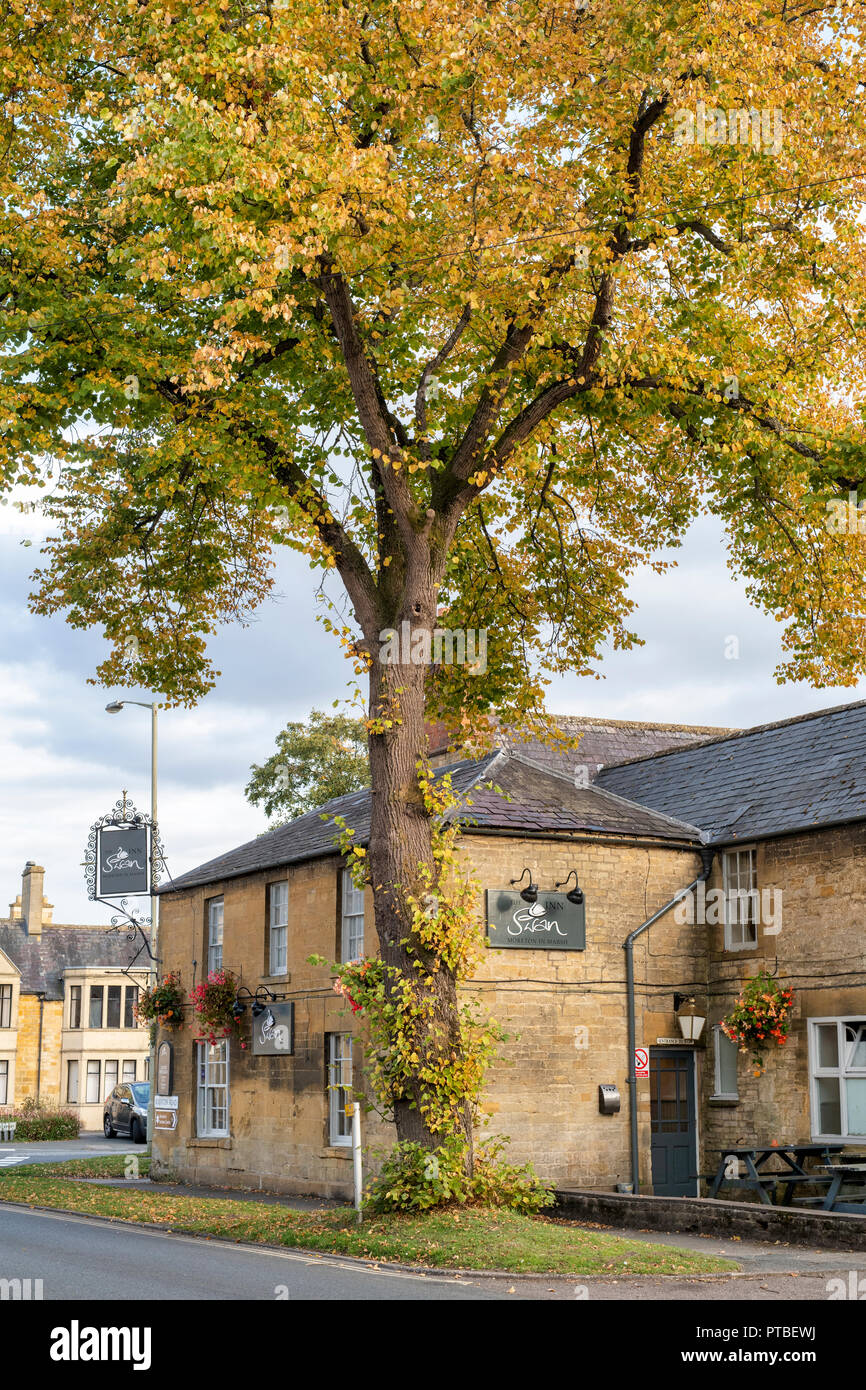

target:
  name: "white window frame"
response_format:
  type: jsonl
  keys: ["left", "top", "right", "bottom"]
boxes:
{"left": 67, "top": 1059, "right": 79, "bottom": 1104}
{"left": 197, "top": 1040, "right": 230, "bottom": 1138}
{"left": 722, "top": 847, "right": 759, "bottom": 951}
{"left": 269, "top": 881, "right": 289, "bottom": 976}
{"left": 89, "top": 985, "right": 104, "bottom": 1028}
{"left": 124, "top": 985, "right": 139, "bottom": 1028}
{"left": 122, "top": 1059, "right": 136, "bottom": 1083}
{"left": 328, "top": 1033, "right": 353, "bottom": 1146}
{"left": 0, "top": 1059, "right": 7, "bottom": 1105}
{"left": 207, "top": 898, "right": 224, "bottom": 974}
{"left": 85, "top": 1059, "right": 101, "bottom": 1104}
{"left": 0, "top": 984, "right": 12, "bottom": 1029}
{"left": 340, "top": 869, "right": 365, "bottom": 963}
{"left": 106, "top": 984, "right": 122, "bottom": 1029}
{"left": 809, "top": 1016, "right": 866, "bottom": 1141}
{"left": 68, "top": 985, "right": 81, "bottom": 1030}
{"left": 104, "top": 1059, "right": 119, "bottom": 1098}
{"left": 711, "top": 1025, "right": 739, "bottom": 1100}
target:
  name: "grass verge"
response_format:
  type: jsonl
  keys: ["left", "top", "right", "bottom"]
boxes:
{"left": 0, "top": 1157, "right": 737, "bottom": 1276}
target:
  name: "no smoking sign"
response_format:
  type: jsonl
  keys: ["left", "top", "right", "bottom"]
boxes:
{"left": 634, "top": 1047, "right": 649, "bottom": 1078}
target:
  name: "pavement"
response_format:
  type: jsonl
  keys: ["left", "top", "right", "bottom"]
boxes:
{"left": 0, "top": 1133, "right": 141, "bottom": 1168}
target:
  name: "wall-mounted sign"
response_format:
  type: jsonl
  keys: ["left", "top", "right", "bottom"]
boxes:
{"left": 153, "top": 1094, "right": 177, "bottom": 1110}
{"left": 156, "top": 1041, "right": 173, "bottom": 1097}
{"left": 655, "top": 1037, "right": 687, "bottom": 1046}
{"left": 486, "top": 890, "right": 586, "bottom": 950}
{"left": 250, "top": 1002, "right": 294, "bottom": 1056}
{"left": 634, "top": 1047, "right": 649, "bottom": 1078}
{"left": 153, "top": 1108, "right": 177, "bottom": 1131}
{"left": 98, "top": 826, "right": 150, "bottom": 897}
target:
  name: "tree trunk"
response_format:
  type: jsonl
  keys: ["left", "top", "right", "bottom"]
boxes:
{"left": 365, "top": 613, "right": 471, "bottom": 1156}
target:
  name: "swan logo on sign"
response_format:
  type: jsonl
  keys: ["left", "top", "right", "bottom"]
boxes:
{"left": 97, "top": 827, "right": 149, "bottom": 896}
{"left": 251, "top": 1002, "right": 294, "bottom": 1056}
{"left": 486, "top": 890, "right": 586, "bottom": 950}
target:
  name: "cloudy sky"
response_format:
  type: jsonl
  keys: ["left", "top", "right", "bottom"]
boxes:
{"left": 1, "top": 496, "right": 862, "bottom": 924}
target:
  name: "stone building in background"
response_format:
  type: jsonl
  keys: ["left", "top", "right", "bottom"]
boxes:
{"left": 0, "top": 863, "right": 151, "bottom": 1129}
{"left": 151, "top": 702, "right": 866, "bottom": 1199}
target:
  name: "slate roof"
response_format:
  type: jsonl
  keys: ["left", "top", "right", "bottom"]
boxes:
{"left": 0, "top": 922, "right": 151, "bottom": 1001}
{"left": 597, "top": 698, "right": 866, "bottom": 845}
{"left": 495, "top": 714, "right": 734, "bottom": 780}
{"left": 162, "top": 751, "right": 701, "bottom": 894}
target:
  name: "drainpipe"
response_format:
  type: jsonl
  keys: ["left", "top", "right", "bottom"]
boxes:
{"left": 35, "top": 992, "right": 46, "bottom": 1102}
{"left": 622, "top": 847, "right": 713, "bottom": 1194}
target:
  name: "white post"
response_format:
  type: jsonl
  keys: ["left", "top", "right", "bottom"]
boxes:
{"left": 349, "top": 1101, "right": 363, "bottom": 1222}
{"left": 147, "top": 703, "right": 159, "bottom": 1152}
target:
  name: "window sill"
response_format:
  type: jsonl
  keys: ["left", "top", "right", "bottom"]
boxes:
{"left": 708, "top": 1096, "right": 740, "bottom": 1106}
{"left": 187, "top": 1137, "right": 232, "bottom": 1149}
{"left": 259, "top": 974, "right": 291, "bottom": 986}
{"left": 318, "top": 1146, "right": 353, "bottom": 1160}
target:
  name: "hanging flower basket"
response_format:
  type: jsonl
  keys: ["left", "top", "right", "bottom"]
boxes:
{"left": 135, "top": 971, "right": 185, "bottom": 1031}
{"left": 720, "top": 971, "right": 795, "bottom": 1076}
{"left": 189, "top": 969, "right": 244, "bottom": 1046}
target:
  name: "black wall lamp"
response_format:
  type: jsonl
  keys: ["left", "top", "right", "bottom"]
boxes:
{"left": 555, "top": 870, "right": 584, "bottom": 906}
{"left": 510, "top": 868, "right": 538, "bottom": 904}
{"left": 232, "top": 985, "right": 283, "bottom": 1020}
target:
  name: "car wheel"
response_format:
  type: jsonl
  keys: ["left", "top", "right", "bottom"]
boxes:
{"left": 131, "top": 1118, "right": 145, "bottom": 1144}
{"left": 104, "top": 1114, "right": 116, "bottom": 1139}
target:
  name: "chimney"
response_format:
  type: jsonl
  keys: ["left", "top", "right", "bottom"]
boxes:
{"left": 21, "top": 863, "right": 45, "bottom": 937}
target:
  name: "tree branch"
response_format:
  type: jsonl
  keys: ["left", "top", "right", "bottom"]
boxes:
{"left": 414, "top": 303, "right": 471, "bottom": 458}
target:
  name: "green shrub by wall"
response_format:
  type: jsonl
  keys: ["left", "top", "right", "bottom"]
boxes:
{"left": 1, "top": 1100, "right": 81, "bottom": 1141}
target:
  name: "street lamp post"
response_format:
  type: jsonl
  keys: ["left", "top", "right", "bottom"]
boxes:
{"left": 106, "top": 699, "right": 159, "bottom": 1148}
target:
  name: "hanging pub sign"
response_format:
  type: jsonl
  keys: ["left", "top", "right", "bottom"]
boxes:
{"left": 84, "top": 791, "right": 163, "bottom": 903}
{"left": 98, "top": 826, "right": 149, "bottom": 897}
{"left": 250, "top": 1002, "right": 294, "bottom": 1056}
{"left": 486, "top": 889, "right": 586, "bottom": 951}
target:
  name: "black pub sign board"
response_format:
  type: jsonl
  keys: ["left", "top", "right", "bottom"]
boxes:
{"left": 250, "top": 1002, "right": 295, "bottom": 1056}
{"left": 486, "top": 889, "right": 586, "bottom": 950}
{"left": 97, "top": 826, "right": 150, "bottom": 897}
{"left": 156, "top": 1041, "right": 173, "bottom": 1097}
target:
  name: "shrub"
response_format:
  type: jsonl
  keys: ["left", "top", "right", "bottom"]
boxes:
{"left": 1, "top": 1098, "right": 80, "bottom": 1140}
{"left": 365, "top": 1137, "right": 554, "bottom": 1215}
{"left": 470, "top": 1138, "right": 556, "bottom": 1212}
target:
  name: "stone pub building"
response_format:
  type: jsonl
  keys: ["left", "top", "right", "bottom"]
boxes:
{"left": 152, "top": 703, "right": 866, "bottom": 1198}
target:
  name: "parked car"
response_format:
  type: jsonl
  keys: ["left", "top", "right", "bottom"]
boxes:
{"left": 103, "top": 1082, "right": 149, "bottom": 1143}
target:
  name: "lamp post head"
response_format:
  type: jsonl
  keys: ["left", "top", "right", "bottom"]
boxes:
{"left": 105, "top": 701, "right": 125, "bottom": 714}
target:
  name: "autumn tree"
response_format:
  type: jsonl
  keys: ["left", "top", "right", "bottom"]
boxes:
{"left": 245, "top": 707, "right": 369, "bottom": 824}
{"left": 3, "top": 0, "right": 866, "bottom": 1152}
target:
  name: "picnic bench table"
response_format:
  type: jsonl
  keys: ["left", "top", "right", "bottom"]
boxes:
{"left": 707, "top": 1143, "right": 845, "bottom": 1206}
{"left": 816, "top": 1163, "right": 866, "bottom": 1213}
